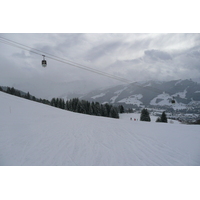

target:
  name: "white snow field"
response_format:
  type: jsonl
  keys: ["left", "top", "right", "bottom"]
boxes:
{"left": 0, "top": 91, "right": 200, "bottom": 166}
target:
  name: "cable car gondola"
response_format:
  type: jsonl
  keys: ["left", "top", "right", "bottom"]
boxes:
{"left": 171, "top": 96, "right": 176, "bottom": 104}
{"left": 42, "top": 55, "right": 47, "bottom": 67}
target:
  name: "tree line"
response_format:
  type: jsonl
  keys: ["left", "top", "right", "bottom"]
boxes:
{"left": 0, "top": 86, "right": 50, "bottom": 104}
{"left": 50, "top": 97, "right": 120, "bottom": 118}
{"left": 0, "top": 86, "right": 123, "bottom": 119}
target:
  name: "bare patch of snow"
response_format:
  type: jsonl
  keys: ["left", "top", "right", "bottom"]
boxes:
{"left": 173, "top": 89, "right": 187, "bottom": 99}
{"left": 91, "top": 93, "right": 106, "bottom": 99}
{"left": 175, "top": 79, "right": 183, "bottom": 86}
{"left": 150, "top": 93, "right": 171, "bottom": 106}
{"left": 118, "top": 94, "right": 143, "bottom": 106}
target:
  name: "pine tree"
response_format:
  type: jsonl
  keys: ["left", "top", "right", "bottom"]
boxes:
{"left": 76, "top": 101, "right": 81, "bottom": 113}
{"left": 51, "top": 98, "right": 56, "bottom": 107}
{"left": 71, "top": 98, "right": 79, "bottom": 111}
{"left": 32, "top": 96, "right": 36, "bottom": 101}
{"left": 94, "top": 102, "right": 101, "bottom": 116}
{"left": 109, "top": 107, "right": 119, "bottom": 119}
{"left": 58, "top": 98, "right": 65, "bottom": 109}
{"left": 6, "top": 87, "right": 11, "bottom": 94}
{"left": 76, "top": 100, "right": 86, "bottom": 113}
{"left": 86, "top": 101, "right": 91, "bottom": 114}
{"left": 118, "top": 105, "right": 125, "bottom": 113}
{"left": 55, "top": 98, "right": 59, "bottom": 107}
{"left": 66, "top": 100, "right": 69, "bottom": 109}
{"left": 25, "top": 92, "right": 30, "bottom": 99}
{"left": 104, "top": 103, "right": 111, "bottom": 116}
{"left": 68, "top": 99, "right": 73, "bottom": 111}
{"left": 140, "top": 108, "right": 151, "bottom": 122}
{"left": 101, "top": 105, "right": 108, "bottom": 117}
{"left": 161, "top": 111, "right": 168, "bottom": 123}
{"left": 89, "top": 104, "right": 93, "bottom": 115}
{"left": 15, "top": 90, "right": 21, "bottom": 97}
{"left": 10, "top": 87, "right": 16, "bottom": 95}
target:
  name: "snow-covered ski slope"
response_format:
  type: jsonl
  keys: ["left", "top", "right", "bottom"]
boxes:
{"left": 0, "top": 91, "right": 200, "bottom": 166}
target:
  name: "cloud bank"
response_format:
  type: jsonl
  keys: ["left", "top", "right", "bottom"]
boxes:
{"left": 0, "top": 33, "right": 200, "bottom": 98}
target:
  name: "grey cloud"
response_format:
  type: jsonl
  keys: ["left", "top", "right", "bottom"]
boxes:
{"left": 12, "top": 51, "right": 31, "bottom": 59}
{"left": 85, "top": 40, "right": 123, "bottom": 61}
{"left": 144, "top": 49, "right": 172, "bottom": 60}
{"left": 128, "top": 37, "right": 152, "bottom": 51}
{"left": 1, "top": 33, "right": 200, "bottom": 98}
{"left": 186, "top": 50, "right": 200, "bottom": 58}
{"left": 107, "top": 43, "right": 200, "bottom": 83}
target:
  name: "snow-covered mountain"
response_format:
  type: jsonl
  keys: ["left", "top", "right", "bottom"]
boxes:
{"left": 77, "top": 79, "right": 200, "bottom": 110}
{"left": 1, "top": 91, "right": 200, "bottom": 166}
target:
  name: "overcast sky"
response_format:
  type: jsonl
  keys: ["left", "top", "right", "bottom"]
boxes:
{"left": 0, "top": 33, "right": 200, "bottom": 98}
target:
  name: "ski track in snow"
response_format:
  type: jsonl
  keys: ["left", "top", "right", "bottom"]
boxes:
{"left": 0, "top": 91, "right": 200, "bottom": 166}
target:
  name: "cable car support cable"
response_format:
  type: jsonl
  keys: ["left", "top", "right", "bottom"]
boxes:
{"left": 0, "top": 36, "right": 177, "bottom": 103}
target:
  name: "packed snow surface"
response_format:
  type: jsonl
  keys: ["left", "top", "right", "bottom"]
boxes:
{"left": 0, "top": 91, "right": 200, "bottom": 166}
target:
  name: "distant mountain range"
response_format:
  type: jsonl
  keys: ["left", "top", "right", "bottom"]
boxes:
{"left": 71, "top": 79, "right": 200, "bottom": 111}
{"left": 2, "top": 79, "right": 200, "bottom": 112}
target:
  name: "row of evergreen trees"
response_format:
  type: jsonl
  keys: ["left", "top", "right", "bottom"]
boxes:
{"left": 50, "top": 97, "right": 120, "bottom": 118}
{"left": 0, "top": 86, "right": 122, "bottom": 119}
{"left": 0, "top": 86, "right": 51, "bottom": 104}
